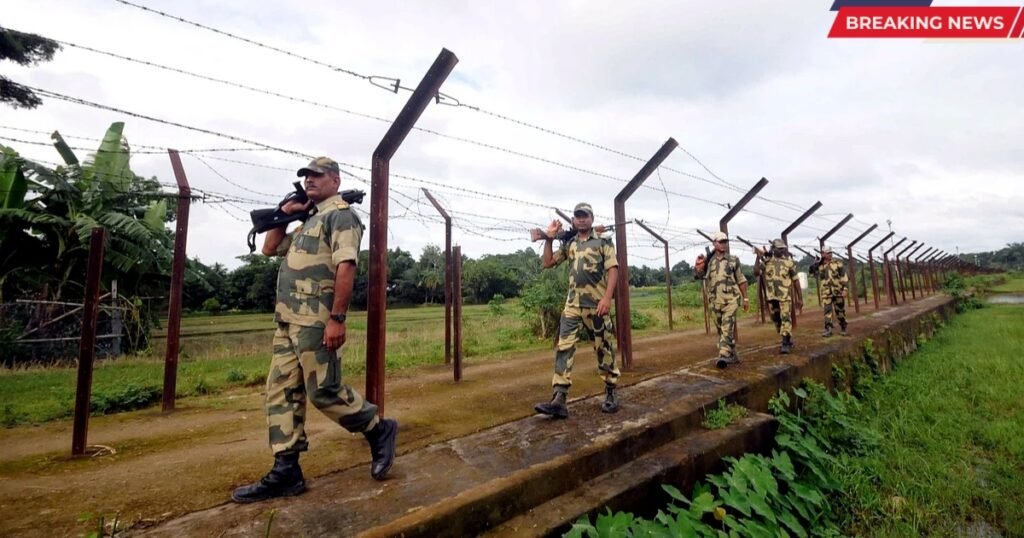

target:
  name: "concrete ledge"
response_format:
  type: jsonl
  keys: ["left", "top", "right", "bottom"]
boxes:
{"left": 141, "top": 296, "right": 954, "bottom": 537}
{"left": 483, "top": 413, "right": 778, "bottom": 537}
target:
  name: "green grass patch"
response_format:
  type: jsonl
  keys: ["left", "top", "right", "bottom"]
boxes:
{"left": 838, "top": 303, "right": 1024, "bottom": 536}
{"left": 701, "top": 400, "right": 749, "bottom": 430}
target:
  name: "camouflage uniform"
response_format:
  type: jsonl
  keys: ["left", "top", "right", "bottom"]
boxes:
{"left": 549, "top": 233, "right": 620, "bottom": 394}
{"left": 696, "top": 253, "right": 747, "bottom": 358}
{"left": 812, "top": 258, "right": 848, "bottom": 332}
{"left": 761, "top": 256, "right": 798, "bottom": 337}
{"left": 266, "top": 194, "right": 378, "bottom": 455}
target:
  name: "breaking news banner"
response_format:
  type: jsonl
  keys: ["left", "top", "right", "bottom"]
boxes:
{"left": 828, "top": 0, "right": 1024, "bottom": 38}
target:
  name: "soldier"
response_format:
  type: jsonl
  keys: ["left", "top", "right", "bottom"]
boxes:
{"left": 754, "top": 239, "right": 803, "bottom": 354}
{"left": 232, "top": 157, "right": 398, "bottom": 504}
{"left": 694, "top": 231, "right": 749, "bottom": 367}
{"left": 532, "top": 202, "right": 621, "bottom": 419}
{"left": 809, "top": 245, "right": 849, "bottom": 337}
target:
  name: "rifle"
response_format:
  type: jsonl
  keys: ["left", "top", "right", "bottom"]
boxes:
{"left": 247, "top": 182, "right": 366, "bottom": 252}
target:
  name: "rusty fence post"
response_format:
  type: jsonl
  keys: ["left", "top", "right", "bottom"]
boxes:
{"left": 72, "top": 227, "right": 106, "bottom": 456}
{"left": 781, "top": 201, "right": 823, "bottom": 327}
{"left": 895, "top": 240, "right": 917, "bottom": 303}
{"left": 919, "top": 248, "right": 936, "bottom": 293}
{"left": 696, "top": 229, "right": 714, "bottom": 334}
{"left": 366, "top": 49, "right": 458, "bottom": 412}
{"left": 614, "top": 138, "right": 678, "bottom": 369}
{"left": 856, "top": 254, "right": 871, "bottom": 303}
{"left": 867, "top": 231, "right": 894, "bottom": 309}
{"left": 905, "top": 243, "right": 924, "bottom": 299}
{"left": 735, "top": 235, "right": 768, "bottom": 324}
{"left": 453, "top": 245, "right": 463, "bottom": 382}
{"left": 846, "top": 224, "right": 878, "bottom": 313}
{"left": 635, "top": 220, "right": 673, "bottom": 330}
{"left": 883, "top": 237, "right": 907, "bottom": 306}
{"left": 421, "top": 188, "right": 452, "bottom": 365}
{"left": 162, "top": 150, "right": 191, "bottom": 412}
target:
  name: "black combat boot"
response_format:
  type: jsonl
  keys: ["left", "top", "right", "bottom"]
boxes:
{"left": 716, "top": 353, "right": 740, "bottom": 369}
{"left": 231, "top": 452, "right": 305, "bottom": 503}
{"left": 601, "top": 384, "right": 620, "bottom": 414}
{"left": 364, "top": 418, "right": 398, "bottom": 481}
{"left": 839, "top": 322, "right": 848, "bottom": 336}
{"left": 535, "top": 391, "right": 569, "bottom": 419}
{"left": 821, "top": 324, "right": 833, "bottom": 337}
{"left": 780, "top": 334, "right": 793, "bottom": 354}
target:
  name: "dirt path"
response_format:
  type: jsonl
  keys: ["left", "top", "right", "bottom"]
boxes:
{"left": 0, "top": 301, "right": 915, "bottom": 537}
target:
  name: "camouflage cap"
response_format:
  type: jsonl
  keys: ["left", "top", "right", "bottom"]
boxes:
{"left": 712, "top": 231, "right": 728, "bottom": 242}
{"left": 573, "top": 202, "right": 594, "bottom": 217}
{"left": 296, "top": 156, "right": 340, "bottom": 177}
{"left": 772, "top": 239, "right": 786, "bottom": 249}
{"left": 821, "top": 245, "right": 833, "bottom": 254}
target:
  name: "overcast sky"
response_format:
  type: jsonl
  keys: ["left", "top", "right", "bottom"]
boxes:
{"left": 4, "top": 0, "right": 1022, "bottom": 270}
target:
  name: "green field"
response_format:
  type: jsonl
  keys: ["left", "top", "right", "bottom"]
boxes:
{"left": 1, "top": 286, "right": 726, "bottom": 426}
{"left": 839, "top": 301, "right": 1024, "bottom": 535}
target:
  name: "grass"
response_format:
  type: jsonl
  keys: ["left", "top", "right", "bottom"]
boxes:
{"left": 991, "top": 272, "right": 1024, "bottom": 293}
{"left": 701, "top": 399, "right": 749, "bottom": 430}
{"left": 0, "top": 290, "right": 696, "bottom": 426}
{"left": 840, "top": 302, "right": 1024, "bottom": 536}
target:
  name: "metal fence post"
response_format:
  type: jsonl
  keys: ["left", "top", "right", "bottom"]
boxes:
{"left": 846, "top": 224, "right": 877, "bottom": 313}
{"left": 895, "top": 240, "right": 917, "bottom": 303}
{"left": 421, "top": 188, "right": 452, "bottom": 365}
{"left": 883, "top": 237, "right": 908, "bottom": 306}
{"left": 905, "top": 243, "right": 925, "bottom": 299}
{"left": 781, "top": 201, "right": 823, "bottom": 328}
{"left": 613, "top": 139, "right": 678, "bottom": 369}
{"left": 453, "top": 245, "right": 463, "bottom": 382}
{"left": 162, "top": 149, "right": 191, "bottom": 412}
{"left": 867, "top": 231, "right": 894, "bottom": 309}
{"left": 634, "top": 220, "right": 673, "bottom": 330}
{"left": 72, "top": 227, "right": 106, "bottom": 456}
{"left": 366, "top": 49, "right": 459, "bottom": 412}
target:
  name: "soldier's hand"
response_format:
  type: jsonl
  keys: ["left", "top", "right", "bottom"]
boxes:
{"left": 282, "top": 199, "right": 313, "bottom": 215}
{"left": 324, "top": 319, "right": 347, "bottom": 351}
{"left": 595, "top": 224, "right": 607, "bottom": 234}
{"left": 796, "top": 300, "right": 803, "bottom": 310}
{"left": 596, "top": 297, "right": 612, "bottom": 317}
{"left": 695, "top": 254, "right": 706, "bottom": 272}
{"left": 545, "top": 220, "right": 563, "bottom": 239}
{"left": 753, "top": 246, "right": 764, "bottom": 256}
{"left": 742, "top": 298, "right": 750, "bottom": 312}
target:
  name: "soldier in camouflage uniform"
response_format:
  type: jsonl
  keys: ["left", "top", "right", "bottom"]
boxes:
{"left": 809, "top": 245, "right": 849, "bottom": 337}
{"left": 232, "top": 157, "right": 398, "bottom": 504}
{"left": 694, "top": 231, "right": 749, "bottom": 367}
{"left": 754, "top": 239, "right": 804, "bottom": 354}
{"left": 533, "top": 202, "right": 621, "bottom": 419}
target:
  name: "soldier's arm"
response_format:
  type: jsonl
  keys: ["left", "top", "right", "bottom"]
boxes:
{"left": 542, "top": 220, "right": 566, "bottom": 269}
{"left": 261, "top": 199, "right": 312, "bottom": 256}
{"left": 325, "top": 211, "right": 362, "bottom": 350}
{"left": 261, "top": 227, "right": 290, "bottom": 256}
{"left": 736, "top": 260, "right": 750, "bottom": 306}
{"left": 790, "top": 265, "right": 803, "bottom": 307}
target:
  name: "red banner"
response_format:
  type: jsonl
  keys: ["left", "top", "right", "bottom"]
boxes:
{"left": 829, "top": 6, "right": 1023, "bottom": 38}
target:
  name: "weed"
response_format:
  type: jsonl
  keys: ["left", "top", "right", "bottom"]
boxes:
{"left": 226, "top": 368, "right": 247, "bottom": 383}
{"left": 91, "top": 384, "right": 161, "bottom": 415}
{"left": 701, "top": 400, "right": 748, "bottom": 430}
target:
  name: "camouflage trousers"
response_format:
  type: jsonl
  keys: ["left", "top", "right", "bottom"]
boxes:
{"left": 712, "top": 299, "right": 739, "bottom": 358}
{"left": 822, "top": 295, "right": 847, "bottom": 328}
{"left": 768, "top": 299, "right": 793, "bottom": 337}
{"left": 265, "top": 322, "right": 379, "bottom": 455}
{"left": 551, "top": 305, "right": 620, "bottom": 394}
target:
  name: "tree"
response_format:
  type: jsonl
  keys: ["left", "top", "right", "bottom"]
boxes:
{"left": 0, "top": 122, "right": 173, "bottom": 301}
{"left": 1, "top": 27, "right": 61, "bottom": 109}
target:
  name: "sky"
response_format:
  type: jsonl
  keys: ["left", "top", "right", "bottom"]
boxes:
{"left": 3, "top": 0, "right": 1023, "bottom": 271}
